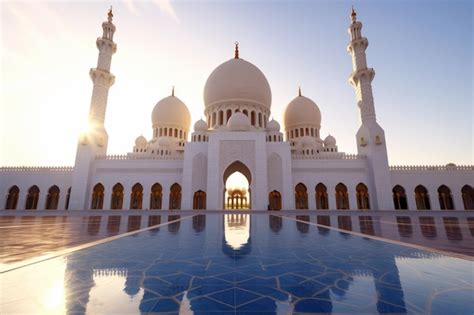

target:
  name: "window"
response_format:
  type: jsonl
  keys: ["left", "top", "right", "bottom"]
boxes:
{"left": 438, "top": 185, "right": 454, "bottom": 210}
{"left": 45, "top": 185, "right": 60, "bottom": 210}
{"left": 315, "top": 183, "right": 328, "bottom": 209}
{"left": 393, "top": 185, "right": 408, "bottom": 210}
{"left": 169, "top": 183, "right": 182, "bottom": 210}
{"left": 150, "top": 183, "right": 162, "bottom": 209}
{"left": 415, "top": 185, "right": 431, "bottom": 210}
{"left": 356, "top": 183, "right": 370, "bottom": 210}
{"left": 295, "top": 183, "right": 308, "bottom": 209}
{"left": 130, "top": 183, "right": 143, "bottom": 209}
{"left": 91, "top": 183, "right": 104, "bottom": 209}
{"left": 335, "top": 183, "right": 349, "bottom": 209}
{"left": 25, "top": 185, "right": 40, "bottom": 210}
{"left": 111, "top": 183, "right": 124, "bottom": 210}
{"left": 5, "top": 186, "right": 19, "bottom": 210}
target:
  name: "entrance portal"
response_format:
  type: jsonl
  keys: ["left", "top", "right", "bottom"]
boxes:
{"left": 223, "top": 161, "right": 251, "bottom": 210}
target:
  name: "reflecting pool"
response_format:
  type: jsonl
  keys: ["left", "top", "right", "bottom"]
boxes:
{"left": 1, "top": 214, "right": 473, "bottom": 314}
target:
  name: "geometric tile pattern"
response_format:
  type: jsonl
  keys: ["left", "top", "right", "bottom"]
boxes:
{"left": 1, "top": 214, "right": 473, "bottom": 314}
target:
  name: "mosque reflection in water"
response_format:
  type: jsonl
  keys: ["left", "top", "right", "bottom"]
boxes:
{"left": 50, "top": 213, "right": 473, "bottom": 314}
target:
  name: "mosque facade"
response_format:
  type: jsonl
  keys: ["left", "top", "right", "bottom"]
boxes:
{"left": 1, "top": 8, "right": 473, "bottom": 211}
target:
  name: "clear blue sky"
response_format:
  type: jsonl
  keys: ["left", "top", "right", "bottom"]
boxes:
{"left": 1, "top": 0, "right": 472, "bottom": 166}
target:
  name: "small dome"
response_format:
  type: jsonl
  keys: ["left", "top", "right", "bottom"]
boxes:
{"left": 227, "top": 112, "right": 251, "bottom": 131}
{"left": 266, "top": 119, "right": 280, "bottom": 132}
{"left": 300, "top": 136, "right": 316, "bottom": 148}
{"left": 284, "top": 94, "right": 321, "bottom": 130}
{"left": 324, "top": 134, "right": 336, "bottom": 146}
{"left": 135, "top": 135, "right": 147, "bottom": 147}
{"left": 151, "top": 95, "right": 191, "bottom": 130}
{"left": 158, "top": 137, "right": 170, "bottom": 147}
{"left": 194, "top": 119, "right": 208, "bottom": 132}
{"left": 204, "top": 58, "right": 272, "bottom": 109}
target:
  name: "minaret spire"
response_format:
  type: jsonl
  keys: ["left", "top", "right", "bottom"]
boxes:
{"left": 298, "top": 86, "right": 302, "bottom": 97}
{"left": 172, "top": 85, "right": 175, "bottom": 96}
{"left": 234, "top": 41, "right": 239, "bottom": 59}
{"left": 87, "top": 7, "right": 117, "bottom": 142}
{"left": 346, "top": 8, "right": 392, "bottom": 210}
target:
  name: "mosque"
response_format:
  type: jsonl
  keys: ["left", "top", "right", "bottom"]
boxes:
{"left": 1, "top": 8, "right": 473, "bottom": 211}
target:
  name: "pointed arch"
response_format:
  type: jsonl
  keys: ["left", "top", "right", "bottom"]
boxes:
{"left": 91, "top": 183, "right": 104, "bottom": 209}
{"left": 169, "top": 183, "right": 181, "bottom": 210}
{"left": 335, "top": 183, "right": 349, "bottom": 210}
{"left": 268, "top": 190, "right": 281, "bottom": 210}
{"left": 111, "top": 183, "right": 124, "bottom": 210}
{"left": 315, "top": 183, "right": 328, "bottom": 209}
{"left": 5, "top": 185, "right": 19, "bottom": 210}
{"left": 461, "top": 185, "right": 474, "bottom": 210}
{"left": 193, "top": 190, "right": 206, "bottom": 209}
{"left": 150, "top": 183, "right": 162, "bottom": 209}
{"left": 393, "top": 185, "right": 408, "bottom": 210}
{"left": 438, "top": 185, "right": 454, "bottom": 210}
{"left": 295, "top": 183, "right": 308, "bottom": 209}
{"left": 130, "top": 183, "right": 143, "bottom": 209}
{"left": 356, "top": 183, "right": 370, "bottom": 210}
{"left": 415, "top": 185, "right": 431, "bottom": 210}
{"left": 223, "top": 160, "right": 252, "bottom": 184}
{"left": 25, "top": 185, "right": 40, "bottom": 210}
{"left": 45, "top": 185, "right": 60, "bottom": 210}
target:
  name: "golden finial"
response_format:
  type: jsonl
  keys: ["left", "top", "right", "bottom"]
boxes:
{"left": 108, "top": 6, "right": 113, "bottom": 22}
{"left": 172, "top": 85, "right": 175, "bottom": 96}
{"left": 351, "top": 5, "right": 357, "bottom": 22}
{"left": 234, "top": 41, "right": 239, "bottom": 59}
{"left": 298, "top": 86, "right": 302, "bottom": 97}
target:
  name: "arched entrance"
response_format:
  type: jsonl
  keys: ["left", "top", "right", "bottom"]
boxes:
{"left": 223, "top": 161, "right": 251, "bottom": 210}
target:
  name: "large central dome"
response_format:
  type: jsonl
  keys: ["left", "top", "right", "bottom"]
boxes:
{"left": 204, "top": 57, "right": 272, "bottom": 109}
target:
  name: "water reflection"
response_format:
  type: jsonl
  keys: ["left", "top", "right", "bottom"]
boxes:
{"left": 443, "top": 217, "right": 463, "bottom": 240}
{"left": 396, "top": 216, "right": 413, "bottom": 238}
{"left": 2, "top": 214, "right": 474, "bottom": 314}
{"left": 223, "top": 214, "right": 250, "bottom": 250}
{"left": 419, "top": 216, "right": 437, "bottom": 238}
{"left": 192, "top": 215, "right": 206, "bottom": 233}
{"left": 269, "top": 215, "right": 282, "bottom": 233}
{"left": 296, "top": 215, "right": 310, "bottom": 233}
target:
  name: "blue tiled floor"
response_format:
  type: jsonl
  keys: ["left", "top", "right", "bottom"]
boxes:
{"left": 1, "top": 214, "right": 473, "bottom": 314}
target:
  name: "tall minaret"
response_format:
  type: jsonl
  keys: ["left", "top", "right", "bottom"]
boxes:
{"left": 347, "top": 8, "right": 393, "bottom": 210}
{"left": 88, "top": 6, "right": 117, "bottom": 149}
{"left": 69, "top": 8, "right": 117, "bottom": 210}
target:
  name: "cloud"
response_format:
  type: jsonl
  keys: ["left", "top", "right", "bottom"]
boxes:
{"left": 123, "top": 0, "right": 180, "bottom": 22}
{"left": 152, "top": 0, "right": 180, "bottom": 23}
{"left": 123, "top": 0, "right": 140, "bottom": 16}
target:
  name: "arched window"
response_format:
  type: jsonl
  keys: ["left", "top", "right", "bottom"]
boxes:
{"left": 415, "top": 185, "right": 431, "bottom": 210}
{"left": 268, "top": 190, "right": 282, "bottom": 210}
{"left": 130, "top": 183, "right": 143, "bottom": 209}
{"left": 169, "top": 183, "right": 182, "bottom": 210}
{"left": 111, "top": 183, "right": 124, "bottom": 210}
{"left": 218, "top": 111, "right": 224, "bottom": 125}
{"left": 5, "top": 185, "right": 19, "bottom": 210}
{"left": 315, "top": 183, "right": 328, "bottom": 209}
{"left": 461, "top": 185, "right": 474, "bottom": 210}
{"left": 150, "top": 183, "right": 162, "bottom": 209}
{"left": 242, "top": 109, "right": 248, "bottom": 116}
{"left": 438, "top": 185, "right": 454, "bottom": 210}
{"left": 250, "top": 111, "right": 256, "bottom": 126}
{"left": 91, "top": 183, "right": 104, "bottom": 209}
{"left": 258, "top": 112, "right": 262, "bottom": 127}
{"left": 393, "top": 185, "right": 408, "bottom": 210}
{"left": 226, "top": 109, "right": 232, "bottom": 123}
{"left": 65, "top": 187, "right": 71, "bottom": 210}
{"left": 295, "top": 183, "right": 308, "bottom": 209}
{"left": 212, "top": 112, "right": 216, "bottom": 127}
{"left": 335, "top": 183, "right": 349, "bottom": 210}
{"left": 45, "top": 185, "right": 60, "bottom": 210}
{"left": 193, "top": 190, "right": 206, "bottom": 209}
{"left": 25, "top": 185, "right": 40, "bottom": 210}
{"left": 356, "top": 183, "right": 370, "bottom": 210}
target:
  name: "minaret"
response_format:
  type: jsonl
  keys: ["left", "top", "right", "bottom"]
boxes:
{"left": 88, "top": 6, "right": 117, "bottom": 149}
{"left": 347, "top": 8, "right": 393, "bottom": 210}
{"left": 69, "top": 8, "right": 117, "bottom": 210}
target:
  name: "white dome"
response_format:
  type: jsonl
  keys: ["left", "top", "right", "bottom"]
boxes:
{"left": 324, "top": 134, "right": 336, "bottom": 146}
{"left": 284, "top": 94, "right": 321, "bottom": 130}
{"left": 266, "top": 119, "right": 280, "bottom": 132}
{"left": 194, "top": 119, "right": 208, "bottom": 132}
{"left": 300, "top": 136, "right": 316, "bottom": 148}
{"left": 158, "top": 137, "right": 170, "bottom": 147}
{"left": 204, "top": 58, "right": 272, "bottom": 109}
{"left": 227, "top": 112, "right": 251, "bottom": 131}
{"left": 151, "top": 95, "right": 191, "bottom": 130}
{"left": 135, "top": 135, "right": 147, "bottom": 147}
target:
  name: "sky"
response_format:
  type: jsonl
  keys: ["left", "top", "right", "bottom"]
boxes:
{"left": 0, "top": 0, "right": 472, "bottom": 167}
